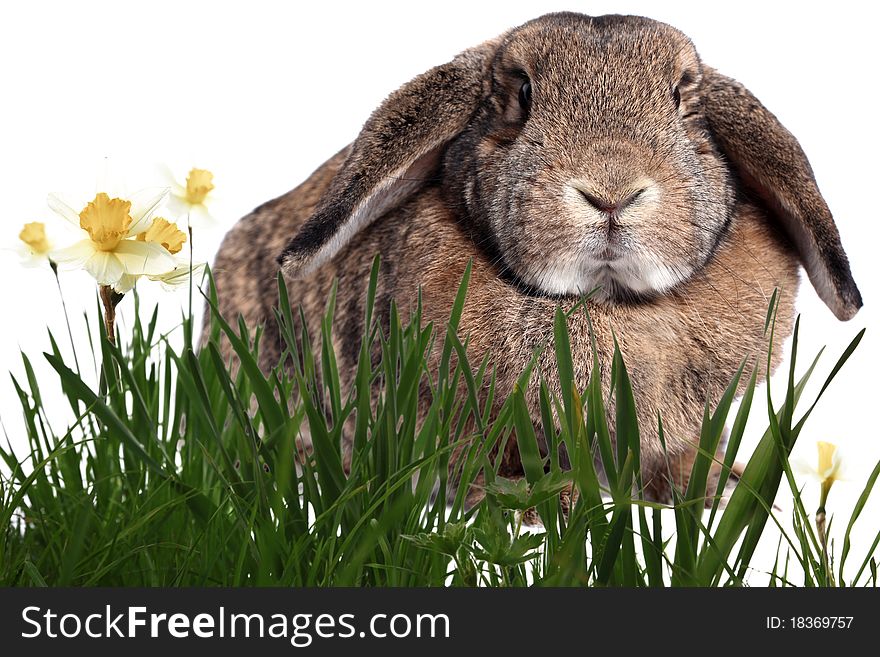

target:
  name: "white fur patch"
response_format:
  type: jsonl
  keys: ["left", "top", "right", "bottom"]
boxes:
{"left": 531, "top": 253, "right": 690, "bottom": 300}
{"left": 531, "top": 181, "right": 688, "bottom": 298}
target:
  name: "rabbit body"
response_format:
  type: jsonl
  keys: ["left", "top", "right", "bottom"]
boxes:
{"left": 207, "top": 13, "right": 859, "bottom": 501}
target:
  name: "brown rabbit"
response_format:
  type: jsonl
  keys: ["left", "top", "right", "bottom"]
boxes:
{"left": 206, "top": 13, "right": 861, "bottom": 505}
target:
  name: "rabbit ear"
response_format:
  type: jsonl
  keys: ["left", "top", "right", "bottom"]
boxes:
{"left": 701, "top": 67, "right": 862, "bottom": 321}
{"left": 279, "top": 38, "right": 503, "bottom": 277}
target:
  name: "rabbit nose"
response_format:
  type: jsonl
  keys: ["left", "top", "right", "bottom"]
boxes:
{"left": 576, "top": 187, "right": 645, "bottom": 216}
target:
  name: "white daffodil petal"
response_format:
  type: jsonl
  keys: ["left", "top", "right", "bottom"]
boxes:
{"left": 186, "top": 203, "right": 216, "bottom": 229}
{"left": 10, "top": 245, "right": 45, "bottom": 268}
{"left": 829, "top": 451, "right": 847, "bottom": 482}
{"left": 113, "top": 239, "right": 177, "bottom": 275}
{"left": 84, "top": 251, "right": 125, "bottom": 286}
{"left": 156, "top": 163, "right": 187, "bottom": 196}
{"left": 165, "top": 194, "right": 192, "bottom": 221}
{"left": 151, "top": 261, "right": 207, "bottom": 288}
{"left": 127, "top": 187, "right": 171, "bottom": 235}
{"left": 50, "top": 239, "right": 97, "bottom": 269}
{"left": 113, "top": 273, "right": 140, "bottom": 294}
{"left": 790, "top": 456, "right": 821, "bottom": 481}
{"left": 47, "top": 193, "right": 85, "bottom": 227}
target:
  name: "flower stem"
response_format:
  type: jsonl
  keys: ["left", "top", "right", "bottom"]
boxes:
{"left": 99, "top": 285, "right": 124, "bottom": 346}
{"left": 187, "top": 211, "right": 193, "bottom": 349}
{"left": 50, "top": 261, "right": 81, "bottom": 376}
{"left": 815, "top": 505, "right": 835, "bottom": 586}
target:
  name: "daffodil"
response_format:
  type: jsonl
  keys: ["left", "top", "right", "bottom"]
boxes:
{"left": 794, "top": 440, "right": 845, "bottom": 585}
{"left": 111, "top": 216, "right": 191, "bottom": 293}
{"left": 17, "top": 221, "right": 54, "bottom": 266}
{"left": 137, "top": 217, "right": 187, "bottom": 254}
{"left": 13, "top": 218, "right": 80, "bottom": 268}
{"left": 165, "top": 166, "right": 216, "bottom": 224}
{"left": 793, "top": 440, "right": 845, "bottom": 508}
{"left": 48, "top": 188, "right": 178, "bottom": 292}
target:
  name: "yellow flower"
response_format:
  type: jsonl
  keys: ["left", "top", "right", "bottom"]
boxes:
{"left": 19, "top": 222, "right": 51, "bottom": 256}
{"left": 137, "top": 217, "right": 187, "bottom": 254}
{"left": 165, "top": 166, "right": 216, "bottom": 224}
{"left": 184, "top": 169, "right": 214, "bottom": 205}
{"left": 14, "top": 220, "right": 77, "bottom": 268}
{"left": 793, "top": 440, "right": 845, "bottom": 508}
{"left": 78, "top": 193, "right": 132, "bottom": 250}
{"left": 816, "top": 442, "right": 841, "bottom": 483}
{"left": 112, "top": 217, "right": 192, "bottom": 293}
{"left": 48, "top": 188, "right": 177, "bottom": 292}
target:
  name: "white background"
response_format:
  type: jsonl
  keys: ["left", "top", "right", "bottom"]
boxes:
{"left": 1, "top": 0, "right": 877, "bottom": 582}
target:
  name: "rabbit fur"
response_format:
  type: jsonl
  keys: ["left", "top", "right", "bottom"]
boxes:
{"left": 205, "top": 13, "right": 861, "bottom": 505}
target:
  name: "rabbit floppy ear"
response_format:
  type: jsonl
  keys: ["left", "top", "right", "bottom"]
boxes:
{"left": 701, "top": 67, "right": 862, "bottom": 321}
{"left": 279, "top": 37, "right": 504, "bottom": 277}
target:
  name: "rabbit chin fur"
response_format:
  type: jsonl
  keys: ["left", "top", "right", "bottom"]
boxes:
{"left": 515, "top": 182, "right": 691, "bottom": 300}
{"left": 208, "top": 12, "right": 861, "bottom": 508}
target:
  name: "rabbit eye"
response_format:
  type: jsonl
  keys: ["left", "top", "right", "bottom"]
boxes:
{"left": 672, "top": 85, "right": 681, "bottom": 109}
{"left": 518, "top": 81, "right": 532, "bottom": 112}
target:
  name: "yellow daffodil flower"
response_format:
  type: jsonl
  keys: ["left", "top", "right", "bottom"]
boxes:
{"left": 17, "top": 221, "right": 55, "bottom": 267}
{"left": 14, "top": 218, "right": 84, "bottom": 268}
{"left": 113, "top": 217, "right": 199, "bottom": 293}
{"left": 793, "top": 440, "right": 845, "bottom": 508}
{"left": 48, "top": 188, "right": 178, "bottom": 292}
{"left": 137, "top": 217, "right": 187, "bottom": 254}
{"left": 165, "top": 166, "right": 216, "bottom": 225}
{"left": 184, "top": 168, "right": 214, "bottom": 205}
{"left": 19, "top": 222, "right": 51, "bottom": 255}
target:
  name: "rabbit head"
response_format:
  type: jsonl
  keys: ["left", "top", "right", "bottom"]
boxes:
{"left": 280, "top": 12, "right": 861, "bottom": 321}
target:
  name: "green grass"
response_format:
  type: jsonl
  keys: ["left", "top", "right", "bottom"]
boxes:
{"left": 1, "top": 260, "right": 876, "bottom": 586}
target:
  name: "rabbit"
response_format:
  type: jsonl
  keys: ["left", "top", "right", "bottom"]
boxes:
{"left": 205, "top": 12, "right": 861, "bottom": 507}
